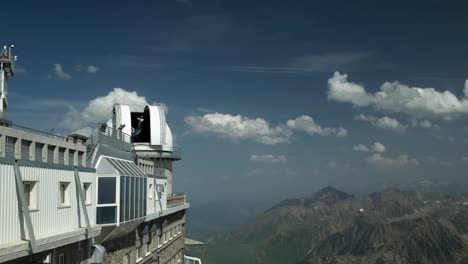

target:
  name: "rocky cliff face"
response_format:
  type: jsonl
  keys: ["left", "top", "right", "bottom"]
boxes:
{"left": 200, "top": 187, "right": 468, "bottom": 264}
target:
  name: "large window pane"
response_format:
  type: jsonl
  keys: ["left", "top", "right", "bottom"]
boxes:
{"left": 143, "top": 178, "right": 147, "bottom": 217}
{"left": 96, "top": 206, "right": 116, "bottom": 224}
{"left": 98, "top": 177, "right": 116, "bottom": 204}
{"left": 136, "top": 178, "right": 141, "bottom": 218}
{"left": 120, "top": 177, "right": 125, "bottom": 222}
{"left": 131, "top": 177, "right": 136, "bottom": 219}
{"left": 125, "top": 176, "right": 131, "bottom": 221}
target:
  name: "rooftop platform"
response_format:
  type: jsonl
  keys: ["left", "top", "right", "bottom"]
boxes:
{"left": 0, "top": 123, "right": 88, "bottom": 167}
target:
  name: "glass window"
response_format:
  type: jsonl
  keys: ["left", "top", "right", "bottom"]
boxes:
{"left": 149, "top": 183, "right": 153, "bottom": 199}
{"left": 98, "top": 177, "right": 116, "bottom": 204}
{"left": 120, "top": 177, "right": 126, "bottom": 222}
{"left": 136, "top": 246, "right": 142, "bottom": 262}
{"left": 21, "top": 140, "right": 31, "bottom": 160}
{"left": 143, "top": 178, "right": 147, "bottom": 216}
{"left": 96, "top": 206, "right": 117, "bottom": 224}
{"left": 131, "top": 177, "right": 136, "bottom": 219}
{"left": 146, "top": 238, "right": 151, "bottom": 254}
{"left": 140, "top": 178, "right": 144, "bottom": 217}
{"left": 125, "top": 176, "right": 131, "bottom": 221}
{"left": 35, "top": 143, "right": 44, "bottom": 162}
{"left": 5, "top": 136, "right": 16, "bottom": 158}
{"left": 58, "top": 254, "right": 65, "bottom": 264}
{"left": 77, "top": 151, "right": 84, "bottom": 166}
{"left": 59, "top": 182, "right": 70, "bottom": 206}
{"left": 24, "top": 182, "right": 31, "bottom": 207}
{"left": 47, "top": 146, "right": 55, "bottom": 163}
{"left": 69, "top": 150, "right": 75, "bottom": 166}
{"left": 58, "top": 148, "right": 66, "bottom": 165}
{"left": 136, "top": 177, "right": 140, "bottom": 218}
{"left": 121, "top": 161, "right": 137, "bottom": 175}
{"left": 83, "top": 183, "right": 92, "bottom": 205}
{"left": 124, "top": 252, "right": 131, "bottom": 264}
{"left": 23, "top": 181, "right": 37, "bottom": 209}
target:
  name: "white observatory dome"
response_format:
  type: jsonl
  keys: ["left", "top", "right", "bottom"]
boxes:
{"left": 105, "top": 104, "right": 174, "bottom": 152}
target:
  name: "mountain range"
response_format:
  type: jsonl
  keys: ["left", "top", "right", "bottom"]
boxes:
{"left": 196, "top": 187, "right": 468, "bottom": 264}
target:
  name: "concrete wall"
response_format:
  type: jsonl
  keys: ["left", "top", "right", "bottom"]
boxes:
{"left": 104, "top": 210, "right": 186, "bottom": 264}
{"left": 0, "top": 126, "right": 87, "bottom": 166}
{"left": 4, "top": 238, "right": 93, "bottom": 264}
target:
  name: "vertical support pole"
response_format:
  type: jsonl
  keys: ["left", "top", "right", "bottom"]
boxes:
{"left": 14, "top": 161, "right": 37, "bottom": 253}
{"left": 74, "top": 167, "right": 94, "bottom": 244}
{"left": 0, "top": 134, "right": 5, "bottom": 157}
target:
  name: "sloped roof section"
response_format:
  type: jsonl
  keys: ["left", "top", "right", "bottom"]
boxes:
{"left": 105, "top": 157, "right": 146, "bottom": 177}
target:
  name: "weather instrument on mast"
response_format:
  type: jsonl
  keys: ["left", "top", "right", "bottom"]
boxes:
{"left": 0, "top": 44, "right": 16, "bottom": 123}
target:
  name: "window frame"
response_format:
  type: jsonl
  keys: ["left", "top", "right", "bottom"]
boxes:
{"left": 124, "top": 251, "right": 131, "bottom": 264}
{"left": 148, "top": 183, "right": 153, "bottom": 199}
{"left": 83, "top": 182, "right": 92, "bottom": 205}
{"left": 136, "top": 246, "right": 143, "bottom": 263}
{"left": 58, "top": 181, "right": 71, "bottom": 208}
{"left": 58, "top": 253, "right": 65, "bottom": 264}
{"left": 23, "top": 181, "right": 38, "bottom": 211}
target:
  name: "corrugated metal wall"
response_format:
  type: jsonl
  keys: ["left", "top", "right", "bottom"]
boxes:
{"left": 0, "top": 163, "right": 96, "bottom": 245}
{"left": 0, "top": 163, "right": 22, "bottom": 244}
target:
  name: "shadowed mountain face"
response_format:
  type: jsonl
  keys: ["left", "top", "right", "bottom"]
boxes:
{"left": 199, "top": 187, "right": 468, "bottom": 264}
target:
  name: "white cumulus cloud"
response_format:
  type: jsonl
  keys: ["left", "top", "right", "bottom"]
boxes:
{"left": 185, "top": 113, "right": 292, "bottom": 145}
{"left": 61, "top": 88, "right": 151, "bottom": 130}
{"left": 185, "top": 113, "right": 348, "bottom": 144}
{"left": 52, "top": 64, "right": 71, "bottom": 79}
{"left": 250, "top": 154, "right": 288, "bottom": 164}
{"left": 286, "top": 115, "right": 347, "bottom": 137}
{"left": 353, "top": 144, "right": 370, "bottom": 152}
{"left": 355, "top": 114, "right": 406, "bottom": 132}
{"left": 372, "top": 142, "right": 386, "bottom": 153}
{"left": 328, "top": 72, "right": 468, "bottom": 119}
{"left": 353, "top": 142, "right": 385, "bottom": 153}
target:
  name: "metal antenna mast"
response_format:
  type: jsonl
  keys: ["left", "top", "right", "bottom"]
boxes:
{"left": 0, "top": 44, "right": 16, "bottom": 121}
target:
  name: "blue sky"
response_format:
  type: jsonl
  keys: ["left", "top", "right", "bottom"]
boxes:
{"left": 3, "top": 0, "right": 468, "bottom": 205}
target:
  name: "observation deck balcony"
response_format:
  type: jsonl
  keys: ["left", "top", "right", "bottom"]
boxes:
{"left": 167, "top": 194, "right": 186, "bottom": 208}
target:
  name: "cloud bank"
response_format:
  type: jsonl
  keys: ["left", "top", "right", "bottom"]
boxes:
{"left": 287, "top": 115, "right": 348, "bottom": 137}
{"left": 184, "top": 113, "right": 291, "bottom": 145}
{"left": 366, "top": 153, "right": 420, "bottom": 167}
{"left": 328, "top": 72, "right": 468, "bottom": 119}
{"left": 250, "top": 154, "right": 288, "bottom": 164}
{"left": 355, "top": 114, "right": 406, "bottom": 132}
{"left": 185, "top": 113, "right": 347, "bottom": 145}
{"left": 354, "top": 142, "right": 418, "bottom": 167}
